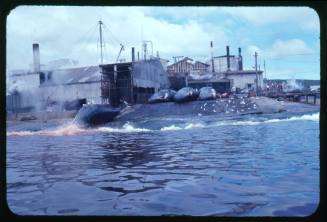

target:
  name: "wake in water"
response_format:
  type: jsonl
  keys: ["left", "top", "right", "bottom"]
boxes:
{"left": 7, "top": 112, "right": 319, "bottom": 137}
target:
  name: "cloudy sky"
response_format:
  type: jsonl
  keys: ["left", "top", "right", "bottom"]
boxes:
{"left": 6, "top": 6, "right": 320, "bottom": 79}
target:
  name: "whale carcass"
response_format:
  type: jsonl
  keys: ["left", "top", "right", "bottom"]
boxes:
{"left": 174, "top": 87, "right": 199, "bottom": 103}
{"left": 198, "top": 87, "right": 216, "bottom": 100}
{"left": 73, "top": 104, "right": 120, "bottom": 127}
{"left": 148, "top": 89, "right": 176, "bottom": 103}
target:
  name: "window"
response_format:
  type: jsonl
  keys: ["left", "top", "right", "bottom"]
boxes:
{"left": 39, "top": 72, "right": 45, "bottom": 84}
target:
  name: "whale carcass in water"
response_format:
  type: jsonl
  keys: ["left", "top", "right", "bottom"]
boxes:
{"left": 198, "top": 87, "right": 216, "bottom": 100}
{"left": 73, "top": 104, "right": 120, "bottom": 127}
{"left": 174, "top": 87, "right": 199, "bottom": 103}
{"left": 148, "top": 89, "right": 176, "bottom": 103}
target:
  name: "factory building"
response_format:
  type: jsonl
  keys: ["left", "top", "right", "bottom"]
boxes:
{"left": 166, "top": 45, "right": 264, "bottom": 93}
{"left": 167, "top": 57, "right": 209, "bottom": 76}
{"left": 100, "top": 58, "right": 169, "bottom": 106}
{"left": 208, "top": 46, "right": 263, "bottom": 91}
{"left": 6, "top": 43, "right": 169, "bottom": 113}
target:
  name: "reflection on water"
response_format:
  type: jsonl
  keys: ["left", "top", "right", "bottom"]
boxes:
{"left": 100, "top": 136, "right": 160, "bottom": 169}
{"left": 6, "top": 112, "right": 320, "bottom": 216}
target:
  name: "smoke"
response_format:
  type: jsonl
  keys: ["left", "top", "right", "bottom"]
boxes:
{"left": 283, "top": 79, "right": 303, "bottom": 92}
{"left": 6, "top": 68, "right": 74, "bottom": 112}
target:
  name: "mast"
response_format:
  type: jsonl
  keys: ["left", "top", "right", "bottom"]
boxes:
{"left": 99, "top": 20, "right": 104, "bottom": 64}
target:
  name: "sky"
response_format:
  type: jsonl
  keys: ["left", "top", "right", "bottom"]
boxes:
{"left": 6, "top": 6, "right": 320, "bottom": 79}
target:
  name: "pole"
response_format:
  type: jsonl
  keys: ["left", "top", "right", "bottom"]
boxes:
{"left": 254, "top": 52, "right": 258, "bottom": 96}
{"left": 264, "top": 59, "right": 267, "bottom": 95}
{"left": 99, "top": 20, "right": 104, "bottom": 64}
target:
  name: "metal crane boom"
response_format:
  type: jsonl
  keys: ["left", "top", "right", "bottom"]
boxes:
{"left": 116, "top": 44, "right": 125, "bottom": 63}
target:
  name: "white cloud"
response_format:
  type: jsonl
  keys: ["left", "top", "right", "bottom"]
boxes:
{"left": 247, "top": 45, "right": 262, "bottom": 57}
{"left": 221, "top": 7, "right": 320, "bottom": 32}
{"left": 267, "top": 39, "right": 313, "bottom": 57}
{"left": 5, "top": 6, "right": 319, "bottom": 80}
{"left": 246, "top": 39, "right": 314, "bottom": 58}
{"left": 6, "top": 6, "right": 228, "bottom": 70}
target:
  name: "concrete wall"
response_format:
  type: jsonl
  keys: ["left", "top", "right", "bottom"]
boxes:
{"left": 208, "top": 56, "right": 240, "bottom": 73}
{"left": 227, "top": 73, "right": 263, "bottom": 89}
{"left": 132, "top": 59, "right": 170, "bottom": 91}
{"left": 39, "top": 82, "right": 102, "bottom": 105}
{"left": 8, "top": 73, "right": 40, "bottom": 92}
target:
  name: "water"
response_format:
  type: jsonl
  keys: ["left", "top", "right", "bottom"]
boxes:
{"left": 6, "top": 110, "right": 320, "bottom": 216}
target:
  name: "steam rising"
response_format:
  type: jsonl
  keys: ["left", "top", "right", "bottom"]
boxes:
{"left": 283, "top": 79, "right": 303, "bottom": 92}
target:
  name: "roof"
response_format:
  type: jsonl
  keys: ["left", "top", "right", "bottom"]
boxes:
{"left": 223, "top": 70, "right": 263, "bottom": 75}
{"left": 194, "top": 61, "right": 210, "bottom": 66}
{"left": 213, "top": 55, "right": 236, "bottom": 59}
{"left": 42, "top": 65, "right": 101, "bottom": 86}
{"left": 168, "top": 57, "right": 210, "bottom": 68}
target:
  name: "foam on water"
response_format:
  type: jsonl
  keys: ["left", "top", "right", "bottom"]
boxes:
{"left": 160, "top": 125, "right": 183, "bottom": 131}
{"left": 7, "top": 113, "right": 319, "bottom": 136}
{"left": 160, "top": 112, "right": 319, "bottom": 131}
{"left": 6, "top": 124, "right": 87, "bottom": 137}
{"left": 97, "top": 122, "right": 151, "bottom": 133}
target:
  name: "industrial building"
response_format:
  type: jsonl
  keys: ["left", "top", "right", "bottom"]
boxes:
{"left": 166, "top": 45, "right": 264, "bottom": 93}
{"left": 167, "top": 57, "right": 209, "bottom": 76}
{"left": 100, "top": 59, "right": 169, "bottom": 106}
{"left": 6, "top": 43, "right": 169, "bottom": 112}
{"left": 6, "top": 41, "right": 265, "bottom": 114}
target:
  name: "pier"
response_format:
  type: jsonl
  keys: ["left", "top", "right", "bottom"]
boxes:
{"left": 267, "top": 92, "right": 319, "bottom": 105}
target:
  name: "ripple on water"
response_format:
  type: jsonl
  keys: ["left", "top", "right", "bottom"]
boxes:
{"left": 6, "top": 112, "right": 320, "bottom": 216}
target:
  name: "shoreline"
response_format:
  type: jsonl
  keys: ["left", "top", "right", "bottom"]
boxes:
{"left": 6, "top": 97, "right": 320, "bottom": 127}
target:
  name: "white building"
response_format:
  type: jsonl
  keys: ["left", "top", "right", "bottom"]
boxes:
{"left": 6, "top": 66, "right": 102, "bottom": 111}
{"left": 207, "top": 46, "right": 264, "bottom": 91}
{"left": 224, "top": 70, "right": 264, "bottom": 91}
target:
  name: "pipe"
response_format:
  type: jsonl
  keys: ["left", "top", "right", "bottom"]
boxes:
{"left": 33, "top": 43, "right": 40, "bottom": 73}
{"left": 226, "top": 45, "right": 230, "bottom": 71}
{"left": 132, "top": 47, "right": 135, "bottom": 62}
{"left": 238, "top": 47, "right": 243, "bottom": 71}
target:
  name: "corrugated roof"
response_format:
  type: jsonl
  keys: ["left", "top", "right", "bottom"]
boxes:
{"left": 43, "top": 65, "right": 101, "bottom": 86}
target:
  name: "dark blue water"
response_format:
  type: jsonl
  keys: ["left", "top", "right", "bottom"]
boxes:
{"left": 6, "top": 110, "right": 320, "bottom": 216}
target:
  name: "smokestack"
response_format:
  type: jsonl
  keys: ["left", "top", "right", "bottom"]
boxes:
{"left": 211, "top": 41, "right": 215, "bottom": 72}
{"left": 131, "top": 47, "right": 135, "bottom": 62}
{"left": 238, "top": 47, "right": 243, "bottom": 71}
{"left": 226, "top": 45, "right": 230, "bottom": 71}
{"left": 137, "top": 51, "right": 140, "bottom": 61}
{"left": 33, "top": 43, "right": 40, "bottom": 73}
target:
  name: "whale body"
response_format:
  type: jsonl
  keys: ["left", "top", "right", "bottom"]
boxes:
{"left": 174, "top": 87, "right": 199, "bottom": 103}
{"left": 73, "top": 104, "right": 120, "bottom": 127}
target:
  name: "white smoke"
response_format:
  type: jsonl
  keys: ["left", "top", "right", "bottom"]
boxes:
{"left": 282, "top": 79, "right": 303, "bottom": 92}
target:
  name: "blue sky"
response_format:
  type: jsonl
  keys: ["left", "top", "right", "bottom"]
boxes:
{"left": 6, "top": 6, "right": 320, "bottom": 79}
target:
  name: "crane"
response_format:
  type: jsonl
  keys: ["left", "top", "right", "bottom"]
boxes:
{"left": 116, "top": 43, "right": 125, "bottom": 63}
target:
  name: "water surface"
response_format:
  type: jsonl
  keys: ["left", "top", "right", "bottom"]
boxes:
{"left": 6, "top": 109, "right": 320, "bottom": 216}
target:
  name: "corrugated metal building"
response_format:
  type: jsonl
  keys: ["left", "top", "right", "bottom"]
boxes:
{"left": 167, "top": 57, "right": 209, "bottom": 76}
{"left": 100, "top": 59, "right": 169, "bottom": 106}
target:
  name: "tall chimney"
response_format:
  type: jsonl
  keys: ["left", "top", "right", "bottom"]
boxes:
{"left": 33, "top": 43, "right": 40, "bottom": 73}
{"left": 131, "top": 47, "right": 135, "bottom": 62}
{"left": 238, "top": 47, "right": 243, "bottom": 71}
{"left": 211, "top": 41, "right": 215, "bottom": 72}
{"left": 226, "top": 45, "right": 230, "bottom": 71}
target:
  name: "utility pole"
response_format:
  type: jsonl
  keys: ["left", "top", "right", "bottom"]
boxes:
{"left": 210, "top": 41, "right": 215, "bottom": 72}
{"left": 263, "top": 60, "right": 267, "bottom": 95}
{"left": 254, "top": 51, "right": 258, "bottom": 96}
{"left": 99, "top": 20, "right": 104, "bottom": 64}
{"left": 264, "top": 60, "right": 266, "bottom": 80}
